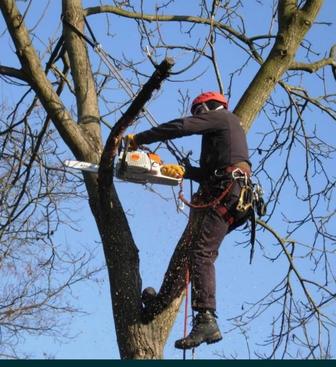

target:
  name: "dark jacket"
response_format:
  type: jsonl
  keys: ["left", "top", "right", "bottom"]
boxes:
{"left": 135, "top": 108, "right": 251, "bottom": 183}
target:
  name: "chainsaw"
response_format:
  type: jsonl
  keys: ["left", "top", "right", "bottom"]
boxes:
{"left": 64, "top": 141, "right": 182, "bottom": 187}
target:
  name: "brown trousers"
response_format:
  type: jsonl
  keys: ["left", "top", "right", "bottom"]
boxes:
{"left": 187, "top": 179, "right": 249, "bottom": 311}
{"left": 155, "top": 179, "right": 250, "bottom": 313}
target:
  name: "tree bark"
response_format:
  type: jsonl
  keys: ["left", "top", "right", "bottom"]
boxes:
{"left": 62, "top": 0, "right": 102, "bottom": 150}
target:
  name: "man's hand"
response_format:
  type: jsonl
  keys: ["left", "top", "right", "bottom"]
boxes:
{"left": 125, "top": 134, "right": 138, "bottom": 150}
{"left": 161, "top": 164, "right": 185, "bottom": 178}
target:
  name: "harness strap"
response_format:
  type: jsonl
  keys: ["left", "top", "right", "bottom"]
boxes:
{"left": 178, "top": 180, "right": 235, "bottom": 210}
{"left": 215, "top": 205, "right": 235, "bottom": 226}
{"left": 179, "top": 173, "right": 257, "bottom": 263}
{"left": 214, "top": 162, "right": 251, "bottom": 178}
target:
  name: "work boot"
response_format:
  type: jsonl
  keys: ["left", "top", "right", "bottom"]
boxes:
{"left": 141, "top": 287, "right": 158, "bottom": 323}
{"left": 141, "top": 287, "right": 157, "bottom": 308}
{"left": 175, "top": 310, "right": 222, "bottom": 350}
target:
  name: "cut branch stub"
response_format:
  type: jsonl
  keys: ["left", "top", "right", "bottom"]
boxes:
{"left": 97, "top": 57, "right": 175, "bottom": 191}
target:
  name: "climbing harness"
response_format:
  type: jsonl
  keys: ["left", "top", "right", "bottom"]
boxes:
{"left": 178, "top": 166, "right": 266, "bottom": 263}
{"left": 178, "top": 167, "right": 248, "bottom": 211}
{"left": 178, "top": 176, "right": 234, "bottom": 210}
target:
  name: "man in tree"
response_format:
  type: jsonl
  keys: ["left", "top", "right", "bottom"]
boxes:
{"left": 127, "top": 91, "right": 252, "bottom": 350}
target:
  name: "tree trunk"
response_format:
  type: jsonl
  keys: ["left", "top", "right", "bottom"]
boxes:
{"left": 95, "top": 57, "right": 182, "bottom": 359}
{"left": 0, "top": 0, "right": 325, "bottom": 359}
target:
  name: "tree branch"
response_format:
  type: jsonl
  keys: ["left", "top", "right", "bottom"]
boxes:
{"left": 0, "top": 0, "right": 90, "bottom": 161}
{"left": 234, "top": 0, "right": 324, "bottom": 131}
{"left": 95, "top": 57, "right": 175, "bottom": 353}
{"left": 278, "top": 0, "right": 297, "bottom": 26}
{"left": 62, "top": 0, "right": 101, "bottom": 150}
{"left": 289, "top": 52, "right": 336, "bottom": 73}
{"left": 301, "top": 0, "right": 324, "bottom": 15}
{"left": 98, "top": 57, "right": 175, "bottom": 189}
{"left": 256, "top": 219, "right": 321, "bottom": 314}
{"left": 330, "top": 44, "right": 336, "bottom": 80}
{"left": 0, "top": 65, "right": 27, "bottom": 81}
{"left": 84, "top": 5, "right": 240, "bottom": 35}
{"left": 84, "top": 6, "right": 263, "bottom": 63}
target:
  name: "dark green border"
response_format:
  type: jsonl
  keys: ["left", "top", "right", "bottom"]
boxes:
{"left": 0, "top": 360, "right": 335, "bottom": 366}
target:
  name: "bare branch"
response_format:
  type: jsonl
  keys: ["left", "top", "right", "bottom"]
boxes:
{"left": 98, "top": 57, "right": 175, "bottom": 187}
{"left": 0, "top": 0, "right": 90, "bottom": 161}
{"left": 62, "top": 0, "right": 101, "bottom": 149}
{"left": 0, "top": 65, "right": 27, "bottom": 81}
{"left": 289, "top": 49, "right": 336, "bottom": 73}
{"left": 84, "top": 5, "right": 263, "bottom": 63}
{"left": 234, "top": 0, "right": 324, "bottom": 130}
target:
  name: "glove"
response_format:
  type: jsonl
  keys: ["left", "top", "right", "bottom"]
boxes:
{"left": 161, "top": 164, "right": 185, "bottom": 178}
{"left": 125, "top": 134, "right": 138, "bottom": 150}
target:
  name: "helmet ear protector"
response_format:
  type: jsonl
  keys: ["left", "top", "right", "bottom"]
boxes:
{"left": 192, "top": 102, "right": 225, "bottom": 116}
{"left": 191, "top": 91, "right": 228, "bottom": 115}
{"left": 192, "top": 102, "right": 209, "bottom": 116}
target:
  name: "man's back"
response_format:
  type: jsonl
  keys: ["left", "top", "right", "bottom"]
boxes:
{"left": 135, "top": 108, "right": 250, "bottom": 182}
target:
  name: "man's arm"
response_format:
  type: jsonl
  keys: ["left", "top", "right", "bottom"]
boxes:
{"left": 133, "top": 112, "right": 226, "bottom": 182}
{"left": 134, "top": 111, "right": 223, "bottom": 146}
{"left": 135, "top": 118, "right": 189, "bottom": 146}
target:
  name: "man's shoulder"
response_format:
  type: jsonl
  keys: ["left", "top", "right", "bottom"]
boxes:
{"left": 216, "top": 108, "right": 239, "bottom": 119}
{"left": 207, "top": 109, "right": 241, "bottom": 126}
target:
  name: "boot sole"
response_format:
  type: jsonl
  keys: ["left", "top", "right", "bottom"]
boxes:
{"left": 175, "top": 332, "right": 222, "bottom": 350}
{"left": 206, "top": 334, "right": 223, "bottom": 345}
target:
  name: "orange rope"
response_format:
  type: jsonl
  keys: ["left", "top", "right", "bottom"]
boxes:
{"left": 178, "top": 180, "right": 235, "bottom": 209}
{"left": 183, "top": 266, "right": 190, "bottom": 360}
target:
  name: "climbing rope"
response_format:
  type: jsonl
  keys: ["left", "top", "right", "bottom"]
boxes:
{"left": 181, "top": 180, "right": 196, "bottom": 360}
{"left": 178, "top": 179, "right": 235, "bottom": 210}
{"left": 183, "top": 267, "right": 189, "bottom": 361}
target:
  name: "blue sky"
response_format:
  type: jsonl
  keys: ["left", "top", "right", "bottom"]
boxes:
{"left": 1, "top": 0, "right": 335, "bottom": 360}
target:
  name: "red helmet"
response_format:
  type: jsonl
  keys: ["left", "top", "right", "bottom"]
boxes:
{"left": 191, "top": 91, "right": 228, "bottom": 113}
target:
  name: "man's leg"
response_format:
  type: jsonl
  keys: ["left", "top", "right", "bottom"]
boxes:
{"left": 191, "top": 206, "right": 230, "bottom": 311}
{"left": 175, "top": 206, "right": 230, "bottom": 349}
{"left": 141, "top": 207, "right": 199, "bottom": 318}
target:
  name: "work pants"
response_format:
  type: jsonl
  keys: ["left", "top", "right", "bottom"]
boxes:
{"left": 188, "top": 179, "right": 249, "bottom": 311}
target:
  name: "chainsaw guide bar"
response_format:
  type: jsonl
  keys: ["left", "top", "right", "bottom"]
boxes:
{"left": 64, "top": 150, "right": 181, "bottom": 187}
